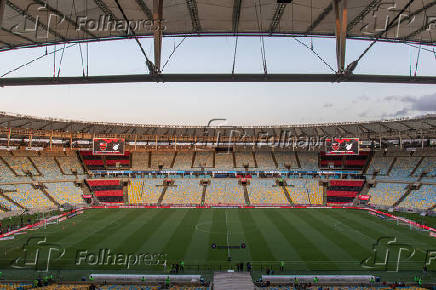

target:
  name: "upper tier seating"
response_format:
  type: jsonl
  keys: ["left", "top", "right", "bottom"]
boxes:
{"left": 298, "top": 152, "right": 318, "bottom": 170}
{"left": 173, "top": 152, "right": 193, "bottom": 169}
{"left": 2, "top": 156, "right": 39, "bottom": 176}
{"left": 399, "top": 185, "right": 436, "bottom": 210}
{"left": 247, "top": 179, "right": 287, "bottom": 204}
{"left": 132, "top": 152, "right": 149, "bottom": 170}
{"left": 56, "top": 155, "right": 84, "bottom": 174}
{"left": 193, "top": 151, "right": 214, "bottom": 168}
{"left": 162, "top": 179, "right": 202, "bottom": 204}
{"left": 368, "top": 183, "right": 406, "bottom": 207}
{"left": 214, "top": 153, "right": 234, "bottom": 169}
{"left": 389, "top": 157, "right": 420, "bottom": 178}
{"left": 235, "top": 152, "right": 256, "bottom": 168}
{"left": 205, "top": 179, "right": 245, "bottom": 204}
{"left": 367, "top": 153, "right": 394, "bottom": 176}
{"left": 413, "top": 157, "right": 436, "bottom": 177}
{"left": 255, "top": 152, "right": 276, "bottom": 169}
{"left": 150, "top": 152, "right": 174, "bottom": 169}
{"left": 274, "top": 152, "right": 298, "bottom": 169}
{"left": 32, "top": 157, "right": 62, "bottom": 179}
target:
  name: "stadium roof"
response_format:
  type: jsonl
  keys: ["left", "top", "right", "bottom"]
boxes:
{"left": 1, "top": 0, "right": 435, "bottom": 85}
{"left": 0, "top": 112, "right": 435, "bottom": 139}
{"left": 0, "top": 0, "right": 435, "bottom": 52}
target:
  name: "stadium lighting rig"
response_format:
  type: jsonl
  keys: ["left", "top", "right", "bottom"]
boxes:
{"left": 0, "top": 0, "right": 435, "bottom": 85}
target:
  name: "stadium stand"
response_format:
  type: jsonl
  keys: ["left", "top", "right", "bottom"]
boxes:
{"left": 193, "top": 151, "right": 214, "bottom": 168}
{"left": 5, "top": 184, "right": 54, "bottom": 209}
{"left": 162, "top": 179, "right": 203, "bottom": 204}
{"left": 173, "top": 152, "right": 194, "bottom": 169}
{"left": 274, "top": 151, "right": 297, "bottom": 169}
{"left": 389, "top": 156, "right": 420, "bottom": 179}
{"left": 367, "top": 152, "right": 394, "bottom": 176}
{"left": 286, "top": 179, "right": 323, "bottom": 205}
{"left": 247, "top": 179, "right": 287, "bottom": 204}
{"left": 56, "top": 154, "right": 84, "bottom": 174}
{"left": 368, "top": 183, "right": 407, "bottom": 207}
{"left": 255, "top": 152, "right": 276, "bottom": 169}
{"left": 234, "top": 151, "right": 256, "bottom": 168}
{"left": 150, "top": 152, "right": 174, "bottom": 169}
{"left": 2, "top": 156, "right": 39, "bottom": 176}
{"left": 399, "top": 184, "right": 436, "bottom": 210}
{"left": 44, "top": 182, "right": 84, "bottom": 205}
{"left": 128, "top": 179, "right": 164, "bottom": 204}
{"left": 413, "top": 156, "right": 436, "bottom": 177}
{"left": 297, "top": 152, "right": 318, "bottom": 170}
{"left": 86, "top": 180, "right": 123, "bottom": 203}
{"left": 31, "top": 156, "right": 62, "bottom": 179}
{"left": 132, "top": 152, "right": 149, "bottom": 170}
{"left": 214, "top": 153, "right": 234, "bottom": 169}
{"left": 205, "top": 179, "right": 245, "bottom": 204}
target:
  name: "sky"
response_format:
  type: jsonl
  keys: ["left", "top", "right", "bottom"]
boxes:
{"left": 0, "top": 36, "right": 435, "bottom": 126}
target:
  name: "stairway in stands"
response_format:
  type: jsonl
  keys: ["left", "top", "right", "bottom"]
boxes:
{"left": 158, "top": 186, "right": 168, "bottom": 205}
{"left": 213, "top": 272, "right": 255, "bottom": 290}
{"left": 280, "top": 185, "right": 293, "bottom": 205}
{"left": 40, "top": 185, "right": 60, "bottom": 207}
{"left": 201, "top": 184, "right": 207, "bottom": 205}
{"left": 242, "top": 185, "right": 250, "bottom": 205}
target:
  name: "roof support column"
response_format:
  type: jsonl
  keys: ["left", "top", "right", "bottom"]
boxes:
{"left": 153, "top": 0, "right": 163, "bottom": 73}
{"left": 334, "top": 0, "right": 347, "bottom": 74}
{"left": 0, "top": 0, "right": 5, "bottom": 28}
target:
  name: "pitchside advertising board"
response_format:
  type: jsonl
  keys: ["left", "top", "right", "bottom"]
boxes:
{"left": 325, "top": 138, "right": 359, "bottom": 155}
{"left": 93, "top": 138, "right": 125, "bottom": 155}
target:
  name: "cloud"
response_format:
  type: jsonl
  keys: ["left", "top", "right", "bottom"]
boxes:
{"left": 405, "top": 93, "right": 436, "bottom": 111}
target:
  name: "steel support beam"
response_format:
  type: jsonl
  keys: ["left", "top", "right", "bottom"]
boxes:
{"left": 135, "top": 0, "right": 153, "bottom": 21}
{"left": 0, "top": 74, "right": 435, "bottom": 86}
{"left": 232, "top": 0, "right": 242, "bottom": 33}
{"left": 32, "top": 0, "right": 97, "bottom": 38}
{"left": 270, "top": 2, "right": 290, "bottom": 33}
{"left": 347, "top": 0, "right": 381, "bottom": 32}
{"left": 305, "top": 1, "right": 333, "bottom": 34}
{"left": 334, "top": 0, "right": 347, "bottom": 73}
{"left": 6, "top": 1, "right": 67, "bottom": 41}
{"left": 186, "top": 0, "right": 201, "bottom": 32}
{"left": 0, "top": 0, "right": 5, "bottom": 28}
{"left": 153, "top": 0, "right": 163, "bottom": 73}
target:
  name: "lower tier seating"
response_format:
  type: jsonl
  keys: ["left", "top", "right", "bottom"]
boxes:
{"left": 247, "top": 179, "right": 287, "bottom": 204}
{"left": 399, "top": 185, "right": 436, "bottom": 210}
{"left": 205, "top": 179, "right": 245, "bottom": 204}
{"left": 368, "top": 183, "right": 406, "bottom": 207}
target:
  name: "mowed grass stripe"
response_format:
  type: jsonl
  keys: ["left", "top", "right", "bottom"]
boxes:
{"left": 184, "top": 210, "right": 214, "bottom": 264}
{"left": 207, "top": 209, "right": 227, "bottom": 262}
{"left": 114, "top": 209, "right": 178, "bottom": 253}
{"left": 227, "top": 209, "right": 251, "bottom": 264}
{"left": 59, "top": 209, "right": 140, "bottom": 248}
{"left": 251, "top": 210, "right": 302, "bottom": 263}
{"left": 300, "top": 210, "right": 371, "bottom": 261}
{"left": 341, "top": 209, "right": 435, "bottom": 248}
{"left": 238, "top": 209, "right": 274, "bottom": 262}
{"left": 265, "top": 209, "right": 336, "bottom": 271}
{"left": 92, "top": 209, "right": 161, "bottom": 250}
{"left": 163, "top": 209, "right": 202, "bottom": 263}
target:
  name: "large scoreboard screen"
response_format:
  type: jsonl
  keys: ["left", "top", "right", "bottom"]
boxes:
{"left": 325, "top": 138, "right": 359, "bottom": 155}
{"left": 92, "top": 138, "right": 125, "bottom": 155}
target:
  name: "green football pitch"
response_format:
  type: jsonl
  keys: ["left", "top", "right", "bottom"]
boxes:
{"left": 0, "top": 208, "right": 435, "bottom": 282}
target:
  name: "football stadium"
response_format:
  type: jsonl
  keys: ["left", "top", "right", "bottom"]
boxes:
{"left": 0, "top": 0, "right": 436, "bottom": 289}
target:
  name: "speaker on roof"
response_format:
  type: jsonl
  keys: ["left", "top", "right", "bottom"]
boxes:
{"left": 277, "top": 0, "right": 292, "bottom": 2}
